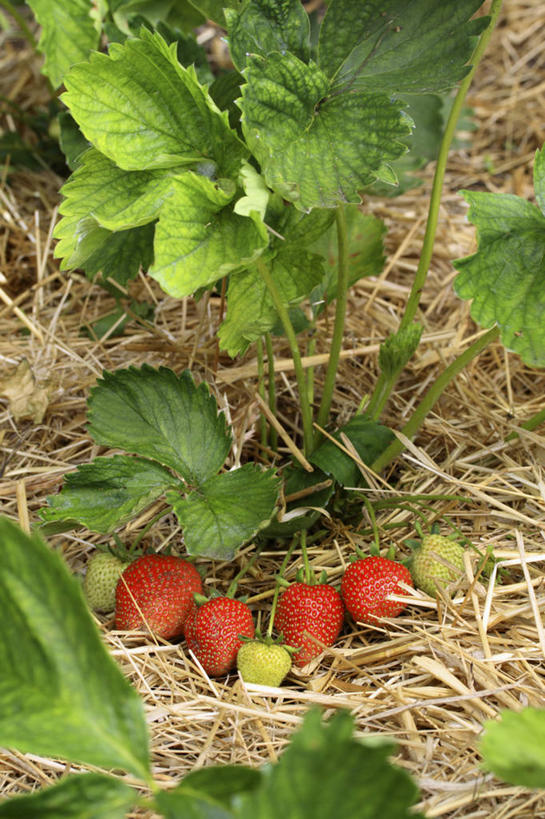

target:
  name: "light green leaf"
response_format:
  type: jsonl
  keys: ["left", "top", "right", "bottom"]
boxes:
{"left": 234, "top": 709, "right": 423, "bottom": 818}
{"left": 40, "top": 456, "right": 178, "bottom": 533}
{"left": 234, "top": 162, "right": 270, "bottom": 220}
{"left": 318, "top": 0, "right": 487, "bottom": 94}
{"left": 240, "top": 52, "right": 410, "bottom": 210}
{"left": 453, "top": 190, "right": 545, "bottom": 366}
{"left": 169, "top": 464, "right": 280, "bottom": 559}
{"left": 0, "top": 518, "right": 150, "bottom": 780}
{"left": 0, "top": 773, "right": 136, "bottom": 818}
{"left": 310, "top": 417, "right": 395, "bottom": 487}
{"left": 219, "top": 248, "right": 324, "bottom": 355}
{"left": 150, "top": 173, "right": 268, "bottom": 298}
{"left": 157, "top": 767, "right": 261, "bottom": 818}
{"left": 480, "top": 708, "right": 545, "bottom": 788}
{"left": 188, "top": 0, "right": 237, "bottom": 26}
{"left": 533, "top": 144, "right": 545, "bottom": 216}
{"left": 156, "top": 790, "right": 233, "bottom": 819}
{"left": 88, "top": 365, "right": 232, "bottom": 484}
{"left": 63, "top": 29, "right": 245, "bottom": 175}
{"left": 26, "top": 0, "right": 100, "bottom": 87}
{"left": 226, "top": 0, "right": 310, "bottom": 72}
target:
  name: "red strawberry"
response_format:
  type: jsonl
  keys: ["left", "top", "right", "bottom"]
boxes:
{"left": 115, "top": 554, "right": 202, "bottom": 639}
{"left": 274, "top": 583, "right": 344, "bottom": 667}
{"left": 341, "top": 556, "right": 413, "bottom": 623}
{"left": 184, "top": 596, "right": 255, "bottom": 677}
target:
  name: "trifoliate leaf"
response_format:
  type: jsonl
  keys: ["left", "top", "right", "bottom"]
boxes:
{"left": 26, "top": 0, "right": 100, "bottom": 87}
{"left": 150, "top": 172, "right": 268, "bottom": 297}
{"left": 0, "top": 773, "right": 136, "bottom": 818}
{"left": 453, "top": 189, "right": 545, "bottom": 366}
{"left": 87, "top": 366, "right": 231, "bottom": 484}
{"left": 310, "top": 417, "right": 395, "bottom": 487}
{"left": 318, "top": 0, "right": 487, "bottom": 94}
{"left": 0, "top": 518, "right": 150, "bottom": 779}
{"left": 240, "top": 52, "right": 411, "bottom": 210}
{"left": 169, "top": 464, "right": 280, "bottom": 559}
{"left": 480, "top": 708, "right": 545, "bottom": 788}
{"left": 63, "top": 29, "right": 246, "bottom": 176}
{"left": 226, "top": 0, "right": 310, "bottom": 72}
{"left": 40, "top": 456, "right": 178, "bottom": 533}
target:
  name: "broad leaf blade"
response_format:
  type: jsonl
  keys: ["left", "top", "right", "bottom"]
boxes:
{"left": 240, "top": 53, "right": 410, "bottom": 210}
{"left": 227, "top": 0, "right": 310, "bottom": 72}
{"left": 0, "top": 773, "right": 136, "bottom": 818}
{"left": 150, "top": 173, "right": 268, "bottom": 297}
{"left": 26, "top": 0, "right": 99, "bottom": 87}
{"left": 480, "top": 708, "right": 545, "bottom": 788}
{"left": 0, "top": 518, "right": 150, "bottom": 780}
{"left": 533, "top": 144, "right": 545, "bottom": 216}
{"left": 156, "top": 791, "right": 233, "bottom": 819}
{"left": 169, "top": 464, "right": 280, "bottom": 559}
{"left": 261, "top": 465, "right": 334, "bottom": 539}
{"left": 40, "top": 456, "right": 178, "bottom": 533}
{"left": 88, "top": 366, "right": 232, "bottom": 484}
{"left": 453, "top": 190, "right": 545, "bottom": 366}
{"left": 318, "top": 0, "right": 487, "bottom": 94}
{"left": 310, "top": 417, "right": 395, "bottom": 487}
{"left": 83, "top": 223, "right": 155, "bottom": 285}
{"left": 63, "top": 29, "right": 246, "bottom": 175}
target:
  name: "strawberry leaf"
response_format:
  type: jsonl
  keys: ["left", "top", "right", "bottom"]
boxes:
{"left": 453, "top": 159, "right": 545, "bottom": 367}
{"left": 156, "top": 790, "right": 233, "bottom": 819}
{"left": 0, "top": 518, "right": 150, "bottom": 780}
{"left": 39, "top": 456, "right": 178, "bottom": 533}
{"left": 310, "top": 417, "right": 395, "bottom": 486}
{"left": 25, "top": 0, "right": 99, "bottom": 87}
{"left": 480, "top": 708, "right": 545, "bottom": 788}
{"left": 169, "top": 464, "right": 280, "bottom": 559}
{"left": 157, "top": 766, "right": 261, "bottom": 817}
{"left": 226, "top": 0, "right": 310, "bottom": 72}
{"left": 62, "top": 28, "right": 246, "bottom": 176}
{"left": 87, "top": 366, "right": 232, "bottom": 484}
{"left": 0, "top": 773, "right": 136, "bottom": 818}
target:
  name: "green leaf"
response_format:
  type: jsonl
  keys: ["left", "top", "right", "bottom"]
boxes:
{"left": 58, "top": 111, "right": 90, "bottom": 170}
{"left": 156, "top": 790, "right": 233, "bottom": 819}
{"left": 83, "top": 224, "right": 155, "bottom": 286}
{"left": 318, "top": 0, "right": 487, "bottom": 94}
{"left": 63, "top": 29, "right": 246, "bottom": 176}
{"left": 156, "top": 22, "right": 215, "bottom": 86}
{"left": 234, "top": 709, "right": 423, "bottom": 818}
{"left": 453, "top": 189, "right": 545, "bottom": 366}
{"left": 26, "top": 0, "right": 100, "bottom": 87}
{"left": 209, "top": 71, "right": 245, "bottom": 132}
{"left": 0, "top": 773, "right": 136, "bottom": 818}
{"left": 219, "top": 248, "right": 325, "bottom": 355}
{"left": 169, "top": 464, "right": 280, "bottom": 559}
{"left": 87, "top": 365, "right": 232, "bottom": 484}
{"left": 112, "top": 0, "right": 204, "bottom": 34}
{"left": 260, "top": 465, "right": 334, "bottom": 539}
{"left": 40, "top": 456, "right": 177, "bottom": 533}
{"left": 150, "top": 173, "right": 268, "bottom": 298}
{"left": 188, "top": 0, "right": 238, "bottom": 26}
{"left": 226, "top": 0, "right": 310, "bottom": 72}
{"left": 0, "top": 518, "right": 150, "bottom": 780}
{"left": 480, "top": 708, "right": 545, "bottom": 788}
{"left": 310, "top": 417, "right": 395, "bottom": 487}
{"left": 234, "top": 162, "right": 270, "bottom": 221}
{"left": 240, "top": 52, "right": 410, "bottom": 210}
{"left": 157, "top": 766, "right": 261, "bottom": 817}
{"left": 533, "top": 144, "right": 545, "bottom": 216}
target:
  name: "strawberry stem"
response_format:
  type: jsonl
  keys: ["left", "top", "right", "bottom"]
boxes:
{"left": 267, "top": 536, "right": 298, "bottom": 639}
{"left": 300, "top": 529, "right": 312, "bottom": 585}
{"left": 361, "top": 495, "right": 380, "bottom": 556}
{"left": 130, "top": 509, "right": 168, "bottom": 552}
{"left": 226, "top": 547, "right": 263, "bottom": 598}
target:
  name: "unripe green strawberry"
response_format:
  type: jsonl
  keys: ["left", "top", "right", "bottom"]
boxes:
{"left": 83, "top": 551, "right": 130, "bottom": 613}
{"left": 410, "top": 534, "right": 465, "bottom": 596}
{"left": 237, "top": 640, "right": 292, "bottom": 686}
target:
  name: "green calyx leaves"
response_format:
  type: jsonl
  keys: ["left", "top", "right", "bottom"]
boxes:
{"left": 40, "top": 365, "right": 280, "bottom": 560}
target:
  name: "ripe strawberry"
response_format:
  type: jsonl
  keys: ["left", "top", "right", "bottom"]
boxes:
{"left": 184, "top": 596, "right": 255, "bottom": 677}
{"left": 83, "top": 551, "right": 130, "bottom": 613}
{"left": 115, "top": 554, "right": 202, "bottom": 639}
{"left": 410, "top": 534, "right": 465, "bottom": 596}
{"left": 341, "top": 556, "right": 413, "bottom": 623}
{"left": 237, "top": 640, "right": 292, "bottom": 686}
{"left": 274, "top": 582, "right": 344, "bottom": 667}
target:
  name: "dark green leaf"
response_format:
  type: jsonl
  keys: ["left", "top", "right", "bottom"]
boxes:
{"left": 0, "top": 518, "right": 150, "bottom": 780}
{"left": 187, "top": 0, "right": 239, "bottom": 26}
{"left": 156, "top": 22, "right": 214, "bottom": 86}
{"left": 39, "top": 456, "right": 177, "bottom": 533}
{"left": 318, "top": 0, "right": 487, "bottom": 94}
{"left": 169, "top": 464, "right": 280, "bottom": 559}
{"left": 0, "top": 773, "right": 136, "bottom": 818}
{"left": 182, "top": 766, "right": 262, "bottom": 805}
{"left": 58, "top": 111, "right": 90, "bottom": 170}
{"left": 88, "top": 366, "right": 232, "bottom": 484}
{"left": 310, "top": 417, "right": 395, "bottom": 486}
{"left": 83, "top": 224, "right": 155, "bottom": 286}
{"left": 226, "top": 0, "right": 310, "bottom": 72}
{"left": 234, "top": 709, "right": 422, "bottom": 818}
{"left": 209, "top": 71, "right": 245, "bottom": 132}
{"left": 453, "top": 189, "right": 545, "bottom": 366}
{"left": 260, "top": 465, "right": 333, "bottom": 538}
{"left": 480, "top": 708, "right": 545, "bottom": 789}
{"left": 533, "top": 144, "right": 545, "bottom": 216}
{"left": 156, "top": 790, "right": 233, "bottom": 819}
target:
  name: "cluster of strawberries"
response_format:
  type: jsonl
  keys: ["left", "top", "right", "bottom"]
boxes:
{"left": 83, "top": 535, "right": 465, "bottom": 687}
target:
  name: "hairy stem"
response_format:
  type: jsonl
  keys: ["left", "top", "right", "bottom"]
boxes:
{"left": 257, "top": 259, "right": 314, "bottom": 455}
{"left": 265, "top": 332, "right": 278, "bottom": 450}
{"left": 371, "top": 325, "right": 500, "bottom": 473}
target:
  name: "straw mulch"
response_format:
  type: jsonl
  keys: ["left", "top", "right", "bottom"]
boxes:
{"left": 1, "top": 2, "right": 545, "bottom": 816}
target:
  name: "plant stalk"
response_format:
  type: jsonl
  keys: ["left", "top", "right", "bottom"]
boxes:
{"left": 1, "top": 0, "right": 38, "bottom": 49}
{"left": 315, "top": 203, "right": 349, "bottom": 440}
{"left": 266, "top": 536, "right": 298, "bottom": 638}
{"left": 257, "top": 259, "right": 314, "bottom": 455}
{"left": 506, "top": 406, "right": 545, "bottom": 441}
{"left": 265, "top": 332, "right": 278, "bottom": 450}
{"left": 371, "top": 325, "right": 500, "bottom": 473}
{"left": 256, "top": 337, "right": 268, "bottom": 448}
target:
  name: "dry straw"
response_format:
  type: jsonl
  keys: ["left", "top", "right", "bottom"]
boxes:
{"left": 2, "top": 1, "right": 545, "bottom": 816}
